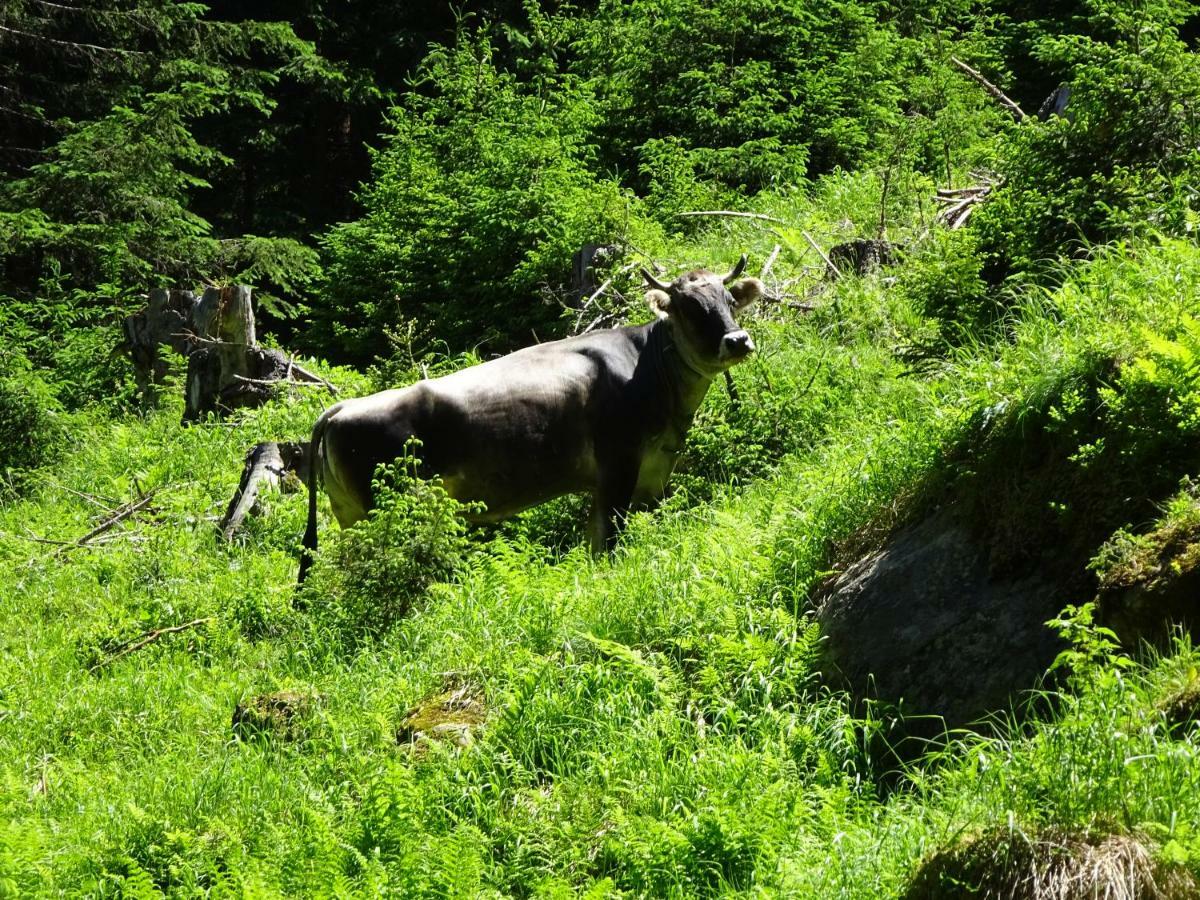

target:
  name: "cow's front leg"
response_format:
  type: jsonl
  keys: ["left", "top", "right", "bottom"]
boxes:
{"left": 589, "top": 464, "right": 638, "bottom": 553}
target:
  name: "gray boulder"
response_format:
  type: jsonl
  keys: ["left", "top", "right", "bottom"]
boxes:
{"left": 815, "top": 507, "right": 1067, "bottom": 728}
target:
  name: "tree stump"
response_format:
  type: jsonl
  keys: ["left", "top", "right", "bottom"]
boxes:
{"left": 183, "top": 286, "right": 312, "bottom": 421}
{"left": 124, "top": 283, "right": 336, "bottom": 421}
{"left": 121, "top": 288, "right": 197, "bottom": 403}
{"left": 827, "top": 239, "right": 898, "bottom": 277}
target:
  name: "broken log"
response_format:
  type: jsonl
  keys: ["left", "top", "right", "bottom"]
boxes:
{"left": 219, "top": 441, "right": 309, "bottom": 540}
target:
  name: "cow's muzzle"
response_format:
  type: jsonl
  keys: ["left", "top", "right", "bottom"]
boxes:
{"left": 720, "top": 330, "right": 755, "bottom": 362}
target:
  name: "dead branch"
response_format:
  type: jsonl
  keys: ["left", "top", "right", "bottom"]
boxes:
{"left": 950, "top": 56, "right": 1027, "bottom": 122}
{"left": 678, "top": 210, "right": 787, "bottom": 224}
{"left": 285, "top": 360, "right": 339, "bottom": 396}
{"left": 802, "top": 231, "right": 841, "bottom": 280}
{"left": 231, "top": 374, "right": 330, "bottom": 390}
{"left": 172, "top": 329, "right": 249, "bottom": 349}
{"left": 0, "top": 23, "right": 145, "bottom": 56}
{"left": 583, "top": 277, "right": 614, "bottom": 308}
{"left": 89, "top": 618, "right": 212, "bottom": 673}
{"left": 57, "top": 491, "right": 156, "bottom": 554}
{"left": 571, "top": 277, "right": 618, "bottom": 334}
{"left": 760, "top": 244, "right": 782, "bottom": 281}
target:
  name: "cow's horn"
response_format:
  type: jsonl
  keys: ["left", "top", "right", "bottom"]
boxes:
{"left": 721, "top": 253, "right": 749, "bottom": 284}
{"left": 640, "top": 267, "right": 671, "bottom": 292}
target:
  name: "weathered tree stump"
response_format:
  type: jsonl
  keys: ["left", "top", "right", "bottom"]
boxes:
{"left": 185, "top": 285, "right": 272, "bottom": 421}
{"left": 827, "top": 239, "right": 899, "bottom": 276}
{"left": 124, "top": 283, "right": 337, "bottom": 421}
{"left": 122, "top": 288, "right": 198, "bottom": 403}
{"left": 219, "top": 440, "right": 309, "bottom": 540}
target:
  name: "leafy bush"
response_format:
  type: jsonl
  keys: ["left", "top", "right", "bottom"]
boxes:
{"left": 300, "top": 447, "right": 476, "bottom": 646}
{"left": 975, "top": 0, "right": 1200, "bottom": 273}
{"left": 314, "top": 32, "right": 659, "bottom": 363}
{"left": 569, "top": 0, "right": 905, "bottom": 191}
{"left": 0, "top": 354, "right": 63, "bottom": 487}
{"left": 894, "top": 228, "right": 993, "bottom": 345}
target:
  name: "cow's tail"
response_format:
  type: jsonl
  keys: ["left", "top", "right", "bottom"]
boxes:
{"left": 297, "top": 404, "right": 338, "bottom": 585}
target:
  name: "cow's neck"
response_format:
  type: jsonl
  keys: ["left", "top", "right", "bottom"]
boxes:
{"left": 650, "top": 319, "right": 717, "bottom": 439}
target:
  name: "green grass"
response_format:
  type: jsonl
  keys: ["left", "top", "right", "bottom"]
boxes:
{"left": 3, "top": 217, "right": 1200, "bottom": 895}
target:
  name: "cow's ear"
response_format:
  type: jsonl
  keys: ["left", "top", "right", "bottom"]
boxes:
{"left": 728, "top": 277, "right": 763, "bottom": 313}
{"left": 646, "top": 289, "right": 672, "bottom": 320}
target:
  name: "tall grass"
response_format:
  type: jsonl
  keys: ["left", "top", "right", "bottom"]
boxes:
{"left": 1, "top": 227, "right": 1200, "bottom": 894}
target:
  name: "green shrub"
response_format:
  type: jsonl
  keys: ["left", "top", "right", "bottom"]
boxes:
{"left": 300, "top": 446, "right": 476, "bottom": 646}
{"left": 975, "top": 1, "right": 1200, "bottom": 274}
{"left": 894, "top": 228, "right": 993, "bottom": 345}
{"left": 570, "top": 0, "right": 904, "bottom": 189}
{"left": 0, "top": 364, "right": 63, "bottom": 488}
{"left": 313, "top": 32, "right": 659, "bottom": 364}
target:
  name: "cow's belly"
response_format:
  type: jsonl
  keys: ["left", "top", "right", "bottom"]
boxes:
{"left": 438, "top": 432, "right": 598, "bottom": 520}
{"left": 418, "top": 374, "right": 599, "bottom": 517}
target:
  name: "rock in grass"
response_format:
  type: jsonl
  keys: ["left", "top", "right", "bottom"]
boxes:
{"left": 815, "top": 507, "right": 1065, "bottom": 732}
{"left": 903, "top": 826, "right": 1198, "bottom": 899}
{"left": 232, "top": 690, "right": 317, "bottom": 742}
{"left": 396, "top": 681, "right": 486, "bottom": 752}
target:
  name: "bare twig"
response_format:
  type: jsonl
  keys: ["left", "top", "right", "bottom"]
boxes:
{"left": 172, "top": 329, "right": 249, "bottom": 349}
{"left": 678, "top": 210, "right": 787, "bottom": 224}
{"left": 802, "top": 231, "right": 840, "bottom": 280}
{"left": 58, "top": 491, "right": 156, "bottom": 555}
{"left": 950, "top": 56, "right": 1027, "bottom": 122}
{"left": 20, "top": 531, "right": 129, "bottom": 548}
{"left": 0, "top": 23, "right": 145, "bottom": 56}
{"left": 89, "top": 618, "right": 212, "bottom": 673}
{"left": 760, "top": 244, "right": 782, "bottom": 281}
{"left": 231, "top": 374, "right": 331, "bottom": 390}
{"left": 571, "top": 277, "right": 617, "bottom": 334}
{"left": 36, "top": 475, "right": 115, "bottom": 510}
{"left": 583, "top": 311, "right": 621, "bottom": 333}
{"left": 285, "top": 360, "right": 339, "bottom": 395}
{"left": 583, "top": 277, "right": 613, "bottom": 308}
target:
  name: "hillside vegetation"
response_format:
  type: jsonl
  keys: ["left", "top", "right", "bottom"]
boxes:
{"left": 2, "top": 1, "right": 1200, "bottom": 896}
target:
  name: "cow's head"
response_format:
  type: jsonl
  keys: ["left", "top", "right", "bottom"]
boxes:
{"left": 642, "top": 255, "right": 763, "bottom": 375}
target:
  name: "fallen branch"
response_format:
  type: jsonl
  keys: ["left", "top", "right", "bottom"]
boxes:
{"left": 231, "top": 374, "right": 331, "bottom": 390}
{"left": 572, "top": 277, "right": 615, "bottom": 334}
{"left": 285, "top": 360, "right": 339, "bottom": 396}
{"left": 950, "top": 56, "right": 1026, "bottom": 122}
{"left": 57, "top": 491, "right": 156, "bottom": 555}
{"left": 759, "top": 244, "right": 782, "bottom": 281}
{"left": 678, "top": 210, "right": 787, "bottom": 224}
{"left": 89, "top": 618, "right": 212, "bottom": 673}
{"left": 802, "top": 231, "right": 840, "bottom": 280}
{"left": 22, "top": 531, "right": 132, "bottom": 548}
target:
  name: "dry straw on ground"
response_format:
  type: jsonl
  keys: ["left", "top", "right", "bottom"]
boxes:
{"left": 904, "top": 827, "right": 1198, "bottom": 900}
